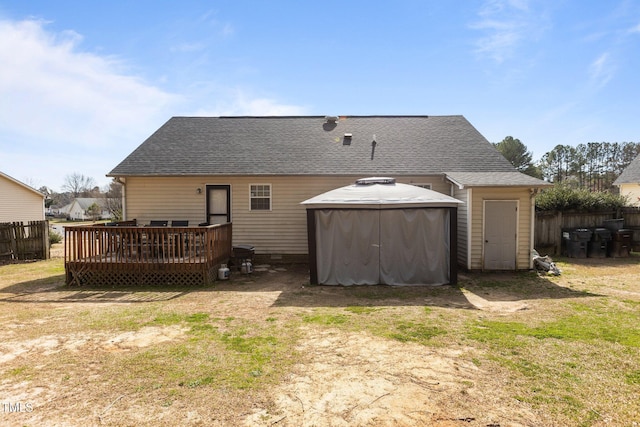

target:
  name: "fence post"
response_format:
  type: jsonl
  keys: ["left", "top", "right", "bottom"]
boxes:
{"left": 557, "top": 211, "right": 563, "bottom": 253}
{"left": 43, "top": 220, "right": 50, "bottom": 259}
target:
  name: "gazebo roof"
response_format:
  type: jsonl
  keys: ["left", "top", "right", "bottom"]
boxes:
{"left": 301, "top": 177, "right": 462, "bottom": 209}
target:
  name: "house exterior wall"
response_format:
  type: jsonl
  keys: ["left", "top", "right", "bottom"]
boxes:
{"left": 0, "top": 176, "right": 44, "bottom": 223}
{"left": 619, "top": 183, "right": 640, "bottom": 207}
{"left": 122, "top": 175, "right": 452, "bottom": 256}
{"left": 67, "top": 202, "right": 86, "bottom": 220}
{"left": 468, "top": 187, "right": 534, "bottom": 270}
{"left": 452, "top": 186, "right": 470, "bottom": 269}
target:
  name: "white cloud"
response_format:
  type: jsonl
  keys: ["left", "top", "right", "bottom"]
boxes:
{"left": 471, "top": 0, "right": 547, "bottom": 63}
{"left": 0, "top": 18, "right": 307, "bottom": 190}
{"left": 589, "top": 52, "right": 615, "bottom": 88}
{"left": 222, "top": 95, "right": 308, "bottom": 116}
{"left": 170, "top": 42, "right": 206, "bottom": 53}
{"left": 0, "top": 19, "right": 177, "bottom": 148}
{"left": 188, "top": 87, "right": 308, "bottom": 116}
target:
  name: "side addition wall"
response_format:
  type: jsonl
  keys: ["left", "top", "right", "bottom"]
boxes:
{"left": 468, "top": 187, "right": 534, "bottom": 270}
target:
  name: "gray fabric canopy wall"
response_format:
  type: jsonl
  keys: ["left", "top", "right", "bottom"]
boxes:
{"left": 302, "top": 178, "right": 462, "bottom": 286}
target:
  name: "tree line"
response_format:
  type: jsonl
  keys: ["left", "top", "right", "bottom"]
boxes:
{"left": 539, "top": 142, "right": 640, "bottom": 191}
{"left": 494, "top": 137, "right": 640, "bottom": 192}
{"left": 494, "top": 137, "right": 640, "bottom": 211}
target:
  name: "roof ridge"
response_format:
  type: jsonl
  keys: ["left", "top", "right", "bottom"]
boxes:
{"left": 169, "top": 115, "right": 464, "bottom": 119}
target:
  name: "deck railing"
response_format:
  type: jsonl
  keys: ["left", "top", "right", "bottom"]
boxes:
{"left": 64, "top": 223, "right": 232, "bottom": 286}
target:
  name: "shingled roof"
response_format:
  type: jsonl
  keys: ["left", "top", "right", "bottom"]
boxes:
{"left": 446, "top": 171, "right": 552, "bottom": 187}
{"left": 614, "top": 153, "right": 640, "bottom": 185}
{"left": 108, "top": 115, "right": 523, "bottom": 178}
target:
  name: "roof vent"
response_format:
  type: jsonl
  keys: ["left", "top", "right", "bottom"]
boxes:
{"left": 355, "top": 177, "right": 396, "bottom": 186}
{"left": 325, "top": 116, "right": 339, "bottom": 123}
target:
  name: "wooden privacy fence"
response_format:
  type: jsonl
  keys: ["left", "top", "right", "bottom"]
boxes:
{"left": 0, "top": 221, "right": 50, "bottom": 261}
{"left": 535, "top": 208, "right": 640, "bottom": 254}
{"left": 65, "top": 223, "right": 232, "bottom": 286}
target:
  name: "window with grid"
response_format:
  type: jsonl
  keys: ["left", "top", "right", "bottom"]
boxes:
{"left": 250, "top": 184, "right": 271, "bottom": 211}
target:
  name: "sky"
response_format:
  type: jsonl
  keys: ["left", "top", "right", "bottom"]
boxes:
{"left": 1, "top": 0, "right": 639, "bottom": 192}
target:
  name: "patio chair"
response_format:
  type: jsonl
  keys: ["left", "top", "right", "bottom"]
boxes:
{"left": 169, "top": 221, "right": 191, "bottom": 257}
{"left": 148, "top": 220, "right": 168, "bottom": 226}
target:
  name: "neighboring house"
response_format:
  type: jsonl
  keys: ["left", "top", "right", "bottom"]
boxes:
{"left": 61, "top": 198, "right": 113, "bottom": 221}
{"left": 614, "top": 154, "right": 640, "bottom": 207}
{"left": 0, "top": 171, "right": 45, "bottom": 223}
{"left": 108, "top": 115, "right": 550, "bottom": 271}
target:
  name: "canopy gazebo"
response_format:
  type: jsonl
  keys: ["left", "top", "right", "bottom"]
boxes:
{"left": 302, "top": 178, "right": 462, "bottom": 286}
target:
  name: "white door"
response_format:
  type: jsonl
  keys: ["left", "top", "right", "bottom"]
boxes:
{"left": 483, "top": 200, "right": 517, "bottom": 270}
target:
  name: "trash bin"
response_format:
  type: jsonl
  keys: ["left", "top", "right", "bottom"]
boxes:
{"left": 587, "top": 228, "right": 611, "bottom": 258}
{"left": 564, "top": 229, "right": 592, "bottom": 258}
{"left": 609, "top": 229, "right": 632, "bottom": 258}
{"left": 603, "top": 218, "right": 624, "bottom": 233}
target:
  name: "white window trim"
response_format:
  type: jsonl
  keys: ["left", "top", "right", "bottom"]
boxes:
{"left": 249, "top": 183, "right": 272, "bottom": 211}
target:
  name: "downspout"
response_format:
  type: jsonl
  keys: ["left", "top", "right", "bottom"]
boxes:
{"left": 115, "top": 177, "right": 127, "bottom": 220}
{"left": 529, "top": 188, "right": 538, "bottom": 269}
{"left": 468, "top": 188, "right": 473, "bottom": 271}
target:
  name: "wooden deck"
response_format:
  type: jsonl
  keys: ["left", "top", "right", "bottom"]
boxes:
{"left": 64, "top": 223, "right": 232, "bottom": 286}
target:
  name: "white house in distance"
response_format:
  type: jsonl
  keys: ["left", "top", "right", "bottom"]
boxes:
{"left": 0, "top": 171, "right": 45, "bottom": 223}
{"left": 614, "top": 154, "right": 640, "bottom": 207}
{"left": 59, "top": 198, "right": 113, "bottom": 221}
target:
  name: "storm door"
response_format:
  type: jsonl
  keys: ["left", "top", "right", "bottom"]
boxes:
{"left": 206, "top": 185, "right": 231, "bottom": 225}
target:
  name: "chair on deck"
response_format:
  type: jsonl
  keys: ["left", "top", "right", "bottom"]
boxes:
{"left": 144, "top": 221, "right": 168, "bottom": 257}
{"left": 169, "top": 221, "right": 190, "bottom": 257}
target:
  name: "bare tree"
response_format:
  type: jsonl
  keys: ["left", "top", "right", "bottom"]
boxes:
{"left": 103, "top": 180, "right": 123, "bottom": 221}
{"left": 62, "top": 173, "right": 97, "bottom": 198}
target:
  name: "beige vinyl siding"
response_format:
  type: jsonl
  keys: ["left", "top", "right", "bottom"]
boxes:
{"left": 452, "top": 187, "right": 469, "bottom": 269}
{"left": 619, "top": 183, "right": 640, "bottom": 207}
{"left": 468, "top": 187, "right": 533, "bottom": 270}
{"left": 0, "top": 176, "right": 45, "bottom": 222}
{"left": 123, "top": 175, "right": 449, "bottom": 255}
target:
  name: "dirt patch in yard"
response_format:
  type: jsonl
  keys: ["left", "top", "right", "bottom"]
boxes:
{"left": 243, "top": 329, "right": 540, "bottom": 427}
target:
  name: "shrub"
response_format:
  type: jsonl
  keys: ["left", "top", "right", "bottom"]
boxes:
{"left": 536, "top": 184, "right": 628, "bottom": 212}
{"left": 49, "top": 230, "right": 63, "bottom": 245}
